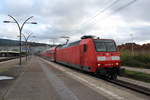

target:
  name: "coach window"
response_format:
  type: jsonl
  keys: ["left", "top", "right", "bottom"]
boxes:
{"left": 83, "top": 44, "right": 87, "bottom": 52}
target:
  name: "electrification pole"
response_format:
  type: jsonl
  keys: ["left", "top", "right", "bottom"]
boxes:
{"left": 130, "top": 33, "right": 134, "bottom": 56}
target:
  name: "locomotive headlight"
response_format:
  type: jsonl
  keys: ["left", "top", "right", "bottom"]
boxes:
{"left": 97, "top": 56, "right": 106, "bottom": 61}
{"left": 97, "top": 64, "right": 101, "bottom": 66}
{"left": 112, "top": 56, "right": 120, "bottom": 60}
{"left": 115, "top": 62, "right": 119, "bottom": 66}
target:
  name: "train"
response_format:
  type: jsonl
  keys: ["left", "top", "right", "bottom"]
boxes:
{"left": 40, "top": 35, "right": 124, "bottom": 80}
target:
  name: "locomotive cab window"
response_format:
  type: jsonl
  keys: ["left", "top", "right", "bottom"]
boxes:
{"left": 94, "top": 40, "right": 116, "bottom": 52}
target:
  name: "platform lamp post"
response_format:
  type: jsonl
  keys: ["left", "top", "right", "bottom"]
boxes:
{"left": 3, "top": 15, "right": 37, "bottom": 65}
{"left": 21, "top": 33, "right": 35, "bottom": 62}
{"left": 28, "top": 36, "right": 36, "bottom": 57}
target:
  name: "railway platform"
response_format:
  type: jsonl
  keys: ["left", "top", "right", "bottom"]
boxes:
{"left": 3, "top": 56, "right": 108, "bottom": 100}
{"left": 0, "top": 56, "right": 149, "bottom": 100}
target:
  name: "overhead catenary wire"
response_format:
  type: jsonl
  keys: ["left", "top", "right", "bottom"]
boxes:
{"left": 79, "top": 0, "right": 137, "bottom": 35}
{"left": 78, "top": 0, "right": 121, "bottom": 35}
{"left": 112, "top": 0, "right": 137, "bottom": 15}
{"left": 88, "top": 0, "right": 137, "bottom": 26}
{"left": 82, "top": 0, "right": 121, "bottom": 24}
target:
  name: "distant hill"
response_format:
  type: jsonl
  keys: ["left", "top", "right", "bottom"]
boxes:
{"left": 0, "top": 38, "right": 49, "bottom": 47}
{"left": 0, "top": 38, "right": 19, "bottom": 46}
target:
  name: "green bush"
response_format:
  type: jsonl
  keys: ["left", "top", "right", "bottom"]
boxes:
{"left": 121, "top": 50, "right": 150, "bottom": 69}
{"left": 133, "top": 54, "right": 150, "bottom": 64}
{"left": 124, "top": 70, "right": 150, "bottom": 83}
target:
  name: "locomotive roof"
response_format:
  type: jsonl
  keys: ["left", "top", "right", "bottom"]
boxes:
{"left": 56, "top": 37, "right": 115, "bottom": 50}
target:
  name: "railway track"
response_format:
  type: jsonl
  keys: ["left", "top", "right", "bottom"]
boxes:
{"left": 106, "top": 79, "right": 150, "bottom": 96}
{"left": 0, "top": 57, "right": 18, "bottom": 62}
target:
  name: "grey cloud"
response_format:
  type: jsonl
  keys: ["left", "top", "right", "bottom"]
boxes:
{"left": 1, "top": 0, "right": 150, "bottom": 44}
{"left": 131, "top": 26, "right": 150, "bottom": 41}
{"left": 116, "top": 0, "right": 150, "bottom": 22}
{"left": 116, "top": 24, "right": 150, "bottom": 44}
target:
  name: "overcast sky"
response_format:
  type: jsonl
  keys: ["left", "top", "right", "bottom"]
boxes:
{"left": 0, "top": 0, "right": 149, "bottom": 45}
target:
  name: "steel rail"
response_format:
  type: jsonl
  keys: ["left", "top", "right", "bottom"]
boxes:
{"left": 105, "top": 79, "right": 150, "bottom": 96}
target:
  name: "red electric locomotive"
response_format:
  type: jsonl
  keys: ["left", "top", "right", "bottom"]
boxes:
{"left": 41, "top": 35, "right": 123, "bottom": 79}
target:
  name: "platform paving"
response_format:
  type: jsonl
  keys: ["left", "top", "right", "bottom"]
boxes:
{"left": 4, "top": 56, "right": 109, "bottom": 100}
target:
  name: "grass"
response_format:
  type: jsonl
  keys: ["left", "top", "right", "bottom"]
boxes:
{"left": 0, "top": 97, "right": 5, "bottom": 100}
{"left": 0, "top": 68, "right": 11, "bottom": 77}
{"left": 0, "top": 98, "right": 5, "bottom": 100}
{"left": 121, "top": 50, "right": 150, "bottom": 69}
{"left": 124, "top": 69, "right": 150, "bottom": 83}
{"left": 0, "top": 68, "right": 9, "bottom": 73}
